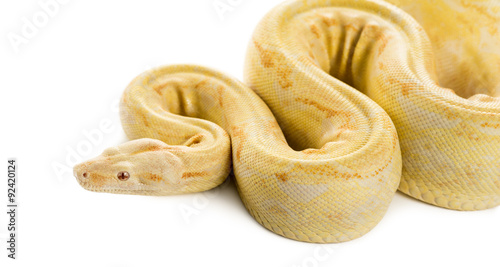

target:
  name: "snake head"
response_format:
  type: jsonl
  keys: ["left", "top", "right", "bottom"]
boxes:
{"left": 73, "top": 138, "right": 184, "bottom": 195}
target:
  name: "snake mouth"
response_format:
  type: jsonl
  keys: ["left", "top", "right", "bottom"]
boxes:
{"left": 76, "top": 180, "right": 162, "bottom": 195}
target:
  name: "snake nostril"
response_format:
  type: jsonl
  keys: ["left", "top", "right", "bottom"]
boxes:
{"left": 82, "top": 172, "right": 89, "bottom": 178}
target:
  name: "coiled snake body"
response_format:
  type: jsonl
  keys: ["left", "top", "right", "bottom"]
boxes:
{"left": 74, "top": 0, "right": 500, "bottom": 243}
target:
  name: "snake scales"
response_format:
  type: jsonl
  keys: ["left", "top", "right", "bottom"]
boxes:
{"left": 74, "top": 0, "right": 500, "bottom": 243}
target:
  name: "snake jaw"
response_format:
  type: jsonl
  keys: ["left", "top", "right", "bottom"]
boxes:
{"left": 76, "top": 179, "right": 162, "bottom": 195}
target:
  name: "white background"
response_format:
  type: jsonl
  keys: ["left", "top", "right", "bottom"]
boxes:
{"left": 1, "top": 0, "right": 499, "bottom": 266}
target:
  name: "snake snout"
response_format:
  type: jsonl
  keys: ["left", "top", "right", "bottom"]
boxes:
{"left": 73, "top": 163, "right": 90, "bottom": 182}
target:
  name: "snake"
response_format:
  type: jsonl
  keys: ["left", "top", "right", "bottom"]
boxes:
{"left": 73, "top": 0, "right": 500, "bottom": 243}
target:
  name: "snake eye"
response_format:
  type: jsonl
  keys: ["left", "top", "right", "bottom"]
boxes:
{"left": 117, "top": 171, "right": 130, "bottom": 181}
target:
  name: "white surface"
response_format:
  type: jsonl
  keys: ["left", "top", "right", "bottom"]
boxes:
{"left": 0, "top": 0, "right": 499, "bottom": 266}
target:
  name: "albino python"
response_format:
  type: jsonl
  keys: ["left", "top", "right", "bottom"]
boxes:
{"left": 74, "top": 0, "right": 500, "bottom": 243}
